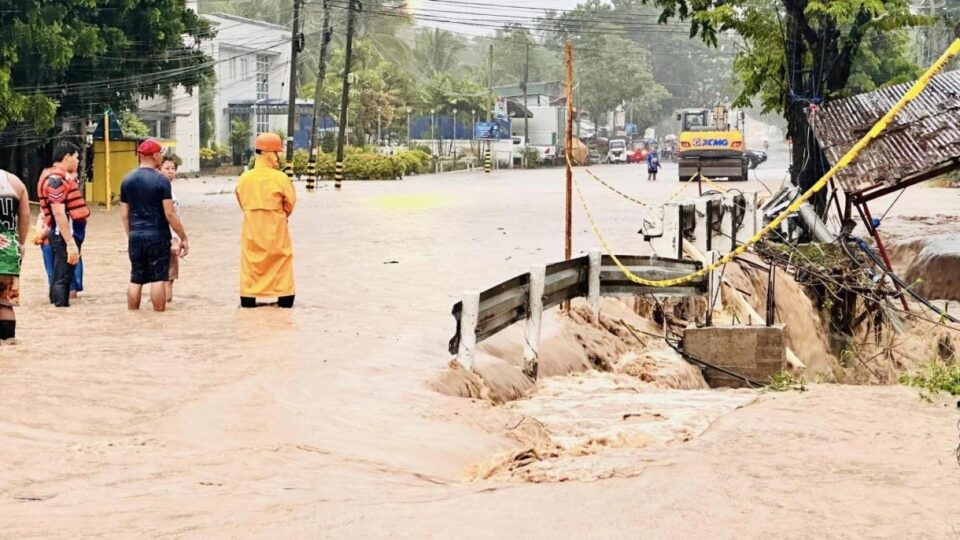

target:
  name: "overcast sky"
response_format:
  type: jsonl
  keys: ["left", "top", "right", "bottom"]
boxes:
{"left": 407, "top": 0, "right": 590, "bottom": 34}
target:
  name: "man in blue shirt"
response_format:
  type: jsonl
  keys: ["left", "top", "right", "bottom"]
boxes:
{"left": 646, "top": 149, "right": 661, "bottom": 181}
{"left": 120, "top": 139, "right": 189, "bottom": 312}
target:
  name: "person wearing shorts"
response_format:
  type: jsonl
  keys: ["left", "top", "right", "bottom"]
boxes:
{"left": 0, "top": 169, "right": 31, "bottom": 340}
{"left": 159, "top": 157, "right": 182, "bottom": 303}
{"left": 119, "top": 140, "right": 189, "bottom": 312}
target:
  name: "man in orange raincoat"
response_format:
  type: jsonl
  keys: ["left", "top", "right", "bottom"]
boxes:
{"left": 235, "top": 133, "right": 297, "bottom": 308}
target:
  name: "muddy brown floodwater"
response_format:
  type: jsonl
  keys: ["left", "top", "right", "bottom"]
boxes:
{"left": 1, "top": 166, "right": 959, "bottom": 537}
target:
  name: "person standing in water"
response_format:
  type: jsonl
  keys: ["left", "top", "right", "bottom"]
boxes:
{"left": 646, "top": 149, "right": 661, "bottom": 181}
{"left": 120, "top": 139, "right": 189, "bottom": 312}
{"left": 235, "top": 133, "right": 296, "bottom": 308}
{"left": 38, "top": 142, "right": 88, "bottom": 307}
{"left": 0, "top": 169, "right": 30, "bottom": 341}
{"left": 159, "top": 157, "right": 182, "bottom": 303}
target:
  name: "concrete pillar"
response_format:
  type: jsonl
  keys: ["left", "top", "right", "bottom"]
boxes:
{"left": 739, "top": 191, "right": 759, "bottom": 244}
{"left": 524, "top": 266, "right": 545, "bottom": 379}
{"left": 457, "top": 291, "right": 480, "bottom": 370}
{"left": 707, "top": 250, "right": 723, "bottom": 323}
{"left": 587, "top": 250, "right": 601, "bottom": 322}
{"left": 660, "top": 202, "right": 684, "bottom": 260}
{"left": 693, "top": 198, "right": 712, "bottom": 254}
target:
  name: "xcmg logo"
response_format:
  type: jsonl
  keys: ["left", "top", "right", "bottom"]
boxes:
{"left": 691, "top": 138, "right": 730, "bottom": 147}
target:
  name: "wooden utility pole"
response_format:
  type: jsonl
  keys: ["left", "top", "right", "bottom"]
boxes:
{"left": 286, "top": 0, "right": 303, "bottom": 171}
{"left": 564, "top": 40, "right": 574, "bottom": 263}
{"left": 307, "top": 0, "right": 333, "bottom": 190}
{"left": 335, "top": 0, "right": 359, "bottom": 190}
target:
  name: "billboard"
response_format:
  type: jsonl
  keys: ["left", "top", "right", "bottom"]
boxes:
{"left": 475, "top": 122, "right": 500, "bottom": 140}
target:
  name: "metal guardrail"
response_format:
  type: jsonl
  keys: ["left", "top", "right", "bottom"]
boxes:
{"left": 448, "top": 253, "right": 705, "bottom": 369}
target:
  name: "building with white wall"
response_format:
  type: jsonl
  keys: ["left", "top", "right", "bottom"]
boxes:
{"left": 138, "top": 10, "right": 292, "bottom": 171}
{"left": 204, "top": 14, "right": 292, "bottom": 153}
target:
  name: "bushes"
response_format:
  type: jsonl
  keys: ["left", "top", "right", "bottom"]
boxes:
{"left": 395, "top": 149, "right": 430, "bottom": 175}
{"left": 292, "top": 149, "right": 310, "bottom": 178}
{"left": 200, "top": 144, "right": 231, "bottom": 168}
{"left": 239, "top": 146, "right": 432, "bottom": 180}
{"left": 900, "top": 360, "right": 960, "bottom": 400}
{"left": 343, "top": 152, "right": 402, "bottom": 180}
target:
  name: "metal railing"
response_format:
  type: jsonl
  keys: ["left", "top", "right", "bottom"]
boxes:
{"left": 448, "top": 252, "right": 706, "bottom": 375}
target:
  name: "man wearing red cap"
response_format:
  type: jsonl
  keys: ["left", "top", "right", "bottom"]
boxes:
{"left": 235, "top": 132, "right": 296, "bottom": 308}
{"left": 119, "top": 139, "right": 189, "bottom": 312}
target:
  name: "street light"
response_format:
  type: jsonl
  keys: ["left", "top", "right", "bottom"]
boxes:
{"left": 452, "top": 107, "right": 458, "bottom": 160}
{"left": 471, "top": 109, "right": 476, "bottom": 140}
{"left": 431, "top": 108, "right": 436, "bottom": 155}
{"left": 406, "top": 107, "right": 412, "bottom": 144}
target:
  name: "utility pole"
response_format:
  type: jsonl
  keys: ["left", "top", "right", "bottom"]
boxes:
{"left": 335, "top": 0, "right": 359, "bottom": 190}
{"left": 488, "top": 44, "right": 494, "bottom": 121}
{"left": 562, "top": 40, "right": 574, "bottom": 313}
{"left": 286, "top": 0, "right": 303, "bottom": 176}
{"left": 523, "top": 42, "right": 530, "bottom": 151}
{"left": 308, "top": 0, "right": 333, "bottom": 190}
{"left": 564, "top": 40, "right": 573, "bottom": 264}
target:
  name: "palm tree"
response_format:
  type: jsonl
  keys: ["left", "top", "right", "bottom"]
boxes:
{"left": 413, "top": 28, "right": 465, "bottom": 77}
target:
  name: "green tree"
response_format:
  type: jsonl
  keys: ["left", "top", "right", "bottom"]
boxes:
{"left": 412, "top": 28, "right": 466, "bottom": 77}
{"left": 641, "top": 0, "right": 925, "bottom": 211}
{"left": 119, "top": 110, "right": 150, "bottom": 138}
{"left": 229, "top": 118, "right": 252, "bottom": 162}
{"left": 199, "top": 76, "right": 217, "bottom": 148}
{"left": 1, "top": 0, "right": 214, "bottom": 134}
{"left": 485, "top": 26, "right": 563, "bottom": 87}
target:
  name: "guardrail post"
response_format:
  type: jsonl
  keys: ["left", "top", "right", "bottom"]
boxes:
{"left": 457, "top": 291, "right": 480, "bottom": 370}
{"left": 694, "top": 198, "right": 712, "bottom": 254}
{"left": 588, "top": 250, "right": 601, "bottom": 322}
{"left": 524, "top": 265, "right": 545, "bottom": 380}
{"left": 739, "top": 191, "right": 758, "bottom": 244}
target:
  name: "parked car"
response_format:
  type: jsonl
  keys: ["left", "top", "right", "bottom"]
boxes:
{"left": 608, "top": 139, "right": 628, "bottom": 164}
{"left": 627, "top": 147, "right": 648, "bottom": 164}
{"left": 745, "top": 149, "right": 768, "bottom": 169}
{"left": 588, "top": 149, "right": 602, "bottom": 164}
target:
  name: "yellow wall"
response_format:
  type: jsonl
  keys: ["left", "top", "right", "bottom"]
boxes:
{"left": 89, "top": 139, "right": 177, "bottom": 205}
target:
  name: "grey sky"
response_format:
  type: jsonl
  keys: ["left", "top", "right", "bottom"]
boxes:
{"left": 408, "top": 0, "right": 589, "bottom": 34}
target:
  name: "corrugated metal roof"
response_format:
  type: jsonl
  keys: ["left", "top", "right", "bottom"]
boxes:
{"left": 809, "top": 69, "right": 960, "bottom": 193}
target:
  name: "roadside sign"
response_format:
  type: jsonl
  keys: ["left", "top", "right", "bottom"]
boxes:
{"left": 475, "top": 122, "right": 500, "bottom": 140}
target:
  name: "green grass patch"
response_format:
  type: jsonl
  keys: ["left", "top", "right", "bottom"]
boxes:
{"left": 900, "top": 361, "right": 960, "bottom": 400}
{"left": 765, "top": 371, "right": 807, "bottom": 392}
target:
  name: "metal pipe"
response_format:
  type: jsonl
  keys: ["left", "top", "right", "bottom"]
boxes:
{"left": 859, "top": 202, "right": 910, "bottom": 310}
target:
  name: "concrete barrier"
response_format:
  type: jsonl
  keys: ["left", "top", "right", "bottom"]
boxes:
{"left": 682, "top": 325, "right": 786, "bottom": 388}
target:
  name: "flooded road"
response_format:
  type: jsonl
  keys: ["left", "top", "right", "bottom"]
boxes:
{"left": 1, "top": 160, "right": 959, "bottom": 537}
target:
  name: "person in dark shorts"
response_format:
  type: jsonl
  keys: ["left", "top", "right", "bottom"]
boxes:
{"left": 0, "top": 169, "right": 30, "bottom": 340}
{"left": 120, "top": 140, "right": 189, "bottom": 312}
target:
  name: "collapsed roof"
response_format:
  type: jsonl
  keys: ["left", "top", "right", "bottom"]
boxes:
{"left": 810, "top": 69, "right": 960, "bottom": 195}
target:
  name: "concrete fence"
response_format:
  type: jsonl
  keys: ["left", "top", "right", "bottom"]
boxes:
{"left": 448, "top": 252, "right": 706, "bottom": 375}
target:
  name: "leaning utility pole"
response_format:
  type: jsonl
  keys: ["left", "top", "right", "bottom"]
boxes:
{"left": 307, "top": 0, "right": 333, "bottom": 191}
{"left": 285, "top": 0, "right": 303, "bottom": 175}
{"left": 335, "top": 0, "right": 359, "bottom": 190}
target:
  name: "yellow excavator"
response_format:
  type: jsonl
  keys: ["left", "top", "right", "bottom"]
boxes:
{"left": 676, "top": 105, "right": 747, "bottom": 182}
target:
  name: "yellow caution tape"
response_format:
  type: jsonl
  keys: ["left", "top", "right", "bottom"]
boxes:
{"left": 570, "top": 38, "right": 960, "bottom": 288}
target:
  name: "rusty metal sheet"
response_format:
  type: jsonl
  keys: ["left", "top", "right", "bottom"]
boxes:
{"left": 809, "top": 69, "right": 960, "bottom": 193}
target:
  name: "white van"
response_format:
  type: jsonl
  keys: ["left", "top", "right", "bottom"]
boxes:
{"left": 608, "top": 139, "right": 628, "bottom": 164}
